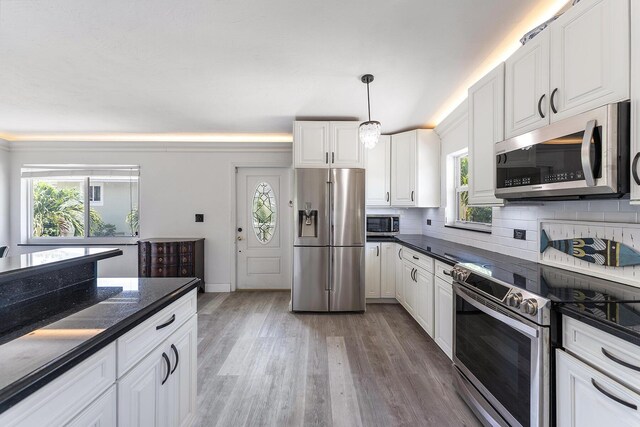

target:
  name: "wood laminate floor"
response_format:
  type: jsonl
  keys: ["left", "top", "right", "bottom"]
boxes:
{"left": 195, "top": 291, "right": 481, "bottom": 427}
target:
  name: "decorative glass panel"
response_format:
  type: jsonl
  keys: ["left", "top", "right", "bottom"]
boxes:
{"left": 252, "top": 182, "right": 277, "bottom": 244}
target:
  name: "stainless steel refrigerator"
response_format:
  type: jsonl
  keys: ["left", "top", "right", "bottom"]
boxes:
{"left": 292, "top": 168, "right": 365, "bottom": 312}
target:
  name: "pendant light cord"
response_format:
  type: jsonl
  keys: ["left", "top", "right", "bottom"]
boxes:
{"left": 366, "top": 82, "right": 371, "bottom": 122}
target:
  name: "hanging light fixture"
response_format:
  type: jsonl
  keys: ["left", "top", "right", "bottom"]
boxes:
{"left": 359, "top": 74, "right": 381, "bottom": 149}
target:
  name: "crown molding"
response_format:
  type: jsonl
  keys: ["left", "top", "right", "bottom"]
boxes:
{"left": 434, "top": 99, "right": 468, "bottom": 139}
{"left": 8, "top": 140, "right": 292, "bottom": 153}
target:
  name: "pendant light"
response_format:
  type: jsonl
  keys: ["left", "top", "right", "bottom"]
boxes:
{"left": 359, "top": 74, "right": 381, "bottom": 149}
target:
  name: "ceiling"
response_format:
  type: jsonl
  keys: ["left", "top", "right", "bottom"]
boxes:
{"left": 0, "top": 0, "right": 562, "bottom": 138}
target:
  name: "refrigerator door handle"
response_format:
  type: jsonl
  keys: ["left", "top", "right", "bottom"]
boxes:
{"left": 328, "top": 249, "right": 333, "bottom": 291}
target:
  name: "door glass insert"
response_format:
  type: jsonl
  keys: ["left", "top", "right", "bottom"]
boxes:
{"left": 252, "top": 181, "right": 277, "bottom": 244}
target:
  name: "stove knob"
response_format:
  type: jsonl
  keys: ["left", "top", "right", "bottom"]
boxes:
{"left": 506, "top": 292, "right": 523, "bottom": 308}
{"left": 521, "top": 299, "right": 538, "bottom": 316}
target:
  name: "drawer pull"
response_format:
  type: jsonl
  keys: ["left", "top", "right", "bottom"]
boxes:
{"left": 156, "top": 314, "right": 176, "bottom": 330}
{"left": 443, "top": 269, "right": 451, "bottom": 276}
{"left": 162, "top": 352, "right": 171, "bottom": 385}
{"left": 602, "top": 348, "right": 640, "bottom": 372}
{"left": 412, "top": 256, "right": 419, "bottom": 260}
{"left": 170, "top": 344, "right": 179, "bottom": 374}
{"left": 591, "top": 378, "right": 637, "bottom": 410}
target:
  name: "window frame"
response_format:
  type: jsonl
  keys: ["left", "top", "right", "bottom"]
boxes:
{"left": 89, "top": 183, "right": 104, "bottom": 206}
{"left": 448, "top": 151, "right": 492, "bottom": 233}
{"left": 24, "top": 172, "right": 140, "bottom": 245}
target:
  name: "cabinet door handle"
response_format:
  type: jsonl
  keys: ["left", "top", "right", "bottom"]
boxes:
{"left": 156, "top": 314, "right": 176, "bottom": 330}
{"left": 601, "top": 347, "right": 640, "bottom": 372}
{"left": 325, "top": 152, "right": 329, "bottom": 164}
{"left": 386, "top": 192, "right": 390, "bottom": 202}
{"left": 411, "top": 191, "right": 415, "bottom": 202}
{"left": 161, "top": 352, "right": 171, "bottom": 385}
{"left": 171, "top": 344, "right": 179, "bottom": 374}
{"left": 398, "top": 248, "right": 403, "bottom": 260}
{"left": 632, "top": 153, "right": 640, "bottom": 186}
{"left": 443, "top": 269, "right": 452, "bottom": 276}
{"left": 412, "top": 255, "right": 419, "bottom": 260}
{"left": 376, "top": 246, "right": 379, "bottom": 257}
{"left": 332, "top": 152, "right": 335, "bottom": 163}
{"left": 537, "top": 94, "right": 546, "bottom": 119}
{"left": 550, "top": 88, "right": 558, "bottom": 114}
{"left": 591, "top": 378, "right": 637, "bottom": 410}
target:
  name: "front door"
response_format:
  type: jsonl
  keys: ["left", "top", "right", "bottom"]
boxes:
{"left": 236, "top": 167, "right": 292, "bottom": 289}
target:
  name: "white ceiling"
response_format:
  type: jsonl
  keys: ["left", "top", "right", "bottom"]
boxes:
{"left": 0, "top": 0, "right": 547, "bottom": 136}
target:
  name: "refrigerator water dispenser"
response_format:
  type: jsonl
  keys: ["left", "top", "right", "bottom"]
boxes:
{"left": 298, "top": 202, "right": 318, "bottom": 237}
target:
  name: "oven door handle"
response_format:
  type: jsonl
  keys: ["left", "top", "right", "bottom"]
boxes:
{"left": 581, "top": 119, "right": 597, "bottom": 187}
{"left": 455, "top": 286, "right": 539, "bottom": 338}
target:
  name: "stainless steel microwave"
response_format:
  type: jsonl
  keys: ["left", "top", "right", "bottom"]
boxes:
{"left": 366, "top": 215, "right": 399, "bottom": 236}
{"left": 494, "top": 102, "right": 630, "bottom": 200}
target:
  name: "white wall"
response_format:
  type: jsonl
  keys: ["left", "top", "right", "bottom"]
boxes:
{"left": 8, "top": 141, "right": 292, "bottom": 290}
{"left": 429, "top": 101, "right": 640, "bottom": 262}
{"left": 0, "top": 140, "right": 10, "bottom": 247}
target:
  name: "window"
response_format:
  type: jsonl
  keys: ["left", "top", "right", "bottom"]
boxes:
{"left": 23, "top": 165, "right": 139, "bottom": 241}
{"left": 453, "top": 152, "right": 492, "bottom": 229}
{"left": 89, "top": 184, "right": 103, "bottom": 206}
{"left": 252, "top": 181, "right": 277, "bottom": 244}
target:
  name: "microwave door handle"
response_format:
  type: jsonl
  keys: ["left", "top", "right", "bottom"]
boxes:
{"left": 581, "top": 119, "right": 597, "bottom": 187}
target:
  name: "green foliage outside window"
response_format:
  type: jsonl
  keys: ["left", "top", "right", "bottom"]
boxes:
{"left": 457, "top": 156, "right": 492, "bottom": 225}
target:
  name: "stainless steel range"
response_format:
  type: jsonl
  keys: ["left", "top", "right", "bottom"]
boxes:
{"left": 450, "top": 262, "right": 552, "bottom": 427}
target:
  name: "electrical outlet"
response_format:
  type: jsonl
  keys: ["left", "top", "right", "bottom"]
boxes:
{"left": 195, "top": 214, "right": 204, "bottom": 223}
{"left": 513, "top": 229, "right": 526, "bottom": 240}
{"left": 426, "top": 219, "right": 432, "bottom": 226}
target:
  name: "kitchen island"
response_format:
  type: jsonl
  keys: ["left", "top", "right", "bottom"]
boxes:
{"left": 0, "top": 247, "right": 199, "bottom": 426}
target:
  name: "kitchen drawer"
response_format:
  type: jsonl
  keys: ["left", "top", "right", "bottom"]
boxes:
{"left": 179, "top": 254, "right": 193, "bottom": 264}
{"left": 402, "top": 247, "right": 434, "bottom": 273}
{"left": 563, "top": 316, "right": 640, "bottom": 391}
{"left": 0, "top": 343, "right": 116, "bottom": 427}
{"left": 434, "top": 260, "right": 454, "bottom": 283}
{"left": 557, "top": 349, "right": 640, "bottom": 426}
{"left": 151, "top": 255, "right": 178, "bottom": 265}
{"left": 117, "top": 289, "right": 197, "bottom": 377}
{"left": 67, "top": 386, "right": 116, "bottom": 427}
{"left": 179, "top": 242, "right": 194, "bottom": 253}
{"left": 149, "top": 265, "right": 178, "bottom": 277}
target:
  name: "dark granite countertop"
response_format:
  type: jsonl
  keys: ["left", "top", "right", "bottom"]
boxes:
{"left": 368, "top": 234, "right": 640, "bottom": 347}
{"left": 0, "top": 276, "right": 199, "bottom": 413}
{"left": 0, "top": 247, "right": 122, "bottom": 282}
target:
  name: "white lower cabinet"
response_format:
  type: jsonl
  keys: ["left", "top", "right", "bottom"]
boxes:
{"left": 0, "top": 290, "right": 198, "bottom": 427}
{"left": 380, "top": 243, "right": 396, "bottom": 298}
{"left": 414, "top": 268, "right": 434, "bottom": 338}
{"left": 403, "top": 261, "right": 417, "bottom": 316}
{"left": 557, "top": 349, "right": 640, "bottom": 426}
{"left": 365, "top": 242, "right": 382, "bottom": 298}
{"left": 395, "top": 244, "right": 404, "bottom": 303}
{"left": 434, "top": 276, "right": 453, "bottom": 359}
{"left": 119, "top": 315, "right": 197, "bottom": 427}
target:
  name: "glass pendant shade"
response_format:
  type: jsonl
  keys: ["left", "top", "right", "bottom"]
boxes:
{"left": 359, "top": 120, "right": 381, "bottom": 149}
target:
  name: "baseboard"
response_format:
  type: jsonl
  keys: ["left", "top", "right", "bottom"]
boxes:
{"left": 366, "top": 298, "right": 400, "bottom": 304}
{"left": 205, "top": 283, "right": 231, "bottom": 293}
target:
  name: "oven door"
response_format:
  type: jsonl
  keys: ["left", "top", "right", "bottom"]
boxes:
{"left": 494, "top": 102, "right": 625, "bottom": 199}
{"left": 453, "top": 283, "right": 549, "bottom": 427}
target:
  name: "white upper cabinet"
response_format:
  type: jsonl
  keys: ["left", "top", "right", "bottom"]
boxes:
{"left": 549, "top": 0, "right": 629, "bottom": 122}
{"left": 468, "top": 63, "right": 505, "bottom": 206}
{"left": 390, "top": 129, "right": 440, "bottom": 207}
{"left": 365, "top": 135, "right": 391, "bottom": 206}
{"left": 630, "top": 0, "right": 640, "bottom": 204}
{"left": 294, "top": 121, "right": 330, "bottom": 168}
{"left": 294, "top": 121, "right": 364, "bottom": 168}
{"left": 330, "top": 122, "right": 365, "bottom": 168}
{"left": 505, "top": 30, "right": 550, "bottom": 139}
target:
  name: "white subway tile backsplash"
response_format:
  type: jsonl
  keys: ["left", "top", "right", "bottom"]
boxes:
{"left": 421, "top": 197, "right": 637, "bottom": 262}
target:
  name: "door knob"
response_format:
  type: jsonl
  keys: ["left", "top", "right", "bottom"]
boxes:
{"left": 237, "top": 236, "right": 243, "bottom": 241}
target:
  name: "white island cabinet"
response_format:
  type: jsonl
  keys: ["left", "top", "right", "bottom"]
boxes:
{"left": 0, "top": 289, "right": 198, "bottom": 427}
